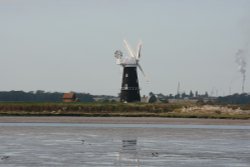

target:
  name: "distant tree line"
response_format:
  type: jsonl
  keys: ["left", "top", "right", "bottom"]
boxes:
{"left": 0, "top": 90, "right": 94, "bottom": 102}
{"left": 4, "top": 90, "right": 250, "bottom": 104}
{"left": 155, "top": 91, "right": 209, "bottom": 101}
{"left": 217, "top": 93, "right": 250, "bottom": 104}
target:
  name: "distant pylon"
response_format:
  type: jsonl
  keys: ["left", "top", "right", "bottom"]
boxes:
{"left": 177, "top": 81, "right": 180, "bottom": 95}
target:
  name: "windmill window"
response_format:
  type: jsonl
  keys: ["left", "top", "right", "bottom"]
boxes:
{"left": 125, "top": 84, "right": 128, "bottom": 89}
{"left": 125, "top": 73, "right": 128, "bottom": 77}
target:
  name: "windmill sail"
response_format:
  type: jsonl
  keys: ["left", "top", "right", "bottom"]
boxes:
{"left": 136, "top": 41, "right": 142, "bottom": 60}
{"left": 123, "top": 39, "right": 136, "bottom": 58}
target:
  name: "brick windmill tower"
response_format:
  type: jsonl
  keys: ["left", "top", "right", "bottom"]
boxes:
{"left": 114, "top": 40, "right": 147, "bottom": 102}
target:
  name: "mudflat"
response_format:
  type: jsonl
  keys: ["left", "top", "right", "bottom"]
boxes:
{"left": 0, "top": 116, "right": 249, "bottom": 125}
{"left": 1, "top": 117, "right": 250, "bottom": 167}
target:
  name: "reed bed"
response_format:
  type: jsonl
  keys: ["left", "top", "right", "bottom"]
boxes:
{"left": 0, "top": 102, "right": 249, "bottom": 119}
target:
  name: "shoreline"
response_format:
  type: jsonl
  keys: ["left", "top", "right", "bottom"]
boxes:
{"left": 0, "top": 116, "right": 250, "bottom": 125}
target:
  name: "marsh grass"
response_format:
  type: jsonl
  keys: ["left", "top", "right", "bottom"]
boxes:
{"left": 0, "top": 102, "right": 249, "bottom": 119}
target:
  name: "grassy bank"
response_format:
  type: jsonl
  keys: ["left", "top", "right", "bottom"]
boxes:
{"left": 0, "top": 102, "right": 250, "bottom": 119}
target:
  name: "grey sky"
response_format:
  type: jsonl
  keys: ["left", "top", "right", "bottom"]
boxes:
{"left": 0, "top": 0, "right": 249, "bottom": 96}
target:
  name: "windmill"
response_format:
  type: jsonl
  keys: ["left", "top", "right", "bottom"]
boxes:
{"left": 114, "top": 39, "right": 147, "bottom": 102}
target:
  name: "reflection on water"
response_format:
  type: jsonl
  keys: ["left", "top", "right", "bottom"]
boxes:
{"left": 122, "top": 139, "right": 137, "bottom": 152}
{"left": 0, "top": 124, "right": 250, "bottom": 167}
{"left": 118, "top": 139, "right": 140, "bottom": 166}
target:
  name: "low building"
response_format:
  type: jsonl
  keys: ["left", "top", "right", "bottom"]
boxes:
{"left": 62, "top": 92, "right": 77, "bottom": 102}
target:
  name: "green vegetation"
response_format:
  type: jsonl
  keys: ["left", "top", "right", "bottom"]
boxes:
{"left": 0, "top": 102, "right": 250, "bottom": 119}
{"left": 0, "top": 102, "right": 183, "bottom": 116}
{"left": 216, "top": 93, "right": 250, "bottom": 104}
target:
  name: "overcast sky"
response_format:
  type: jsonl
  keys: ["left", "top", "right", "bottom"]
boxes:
{"left": 0, "top": 0, "right": 250, "bottom": 96}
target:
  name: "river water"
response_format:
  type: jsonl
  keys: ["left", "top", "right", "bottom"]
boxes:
{"left": 0, "top": 123, "right": 249, "bottom": 167}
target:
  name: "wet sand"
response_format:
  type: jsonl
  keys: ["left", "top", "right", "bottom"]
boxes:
{"left": 1, "top": 118, "right": 250, "bottom": 166}
{"left": 0, "top": 122, "right": 250, "bottom": 167}
{"left": 0, "top": 116, "right": 250, "bottom": 125}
